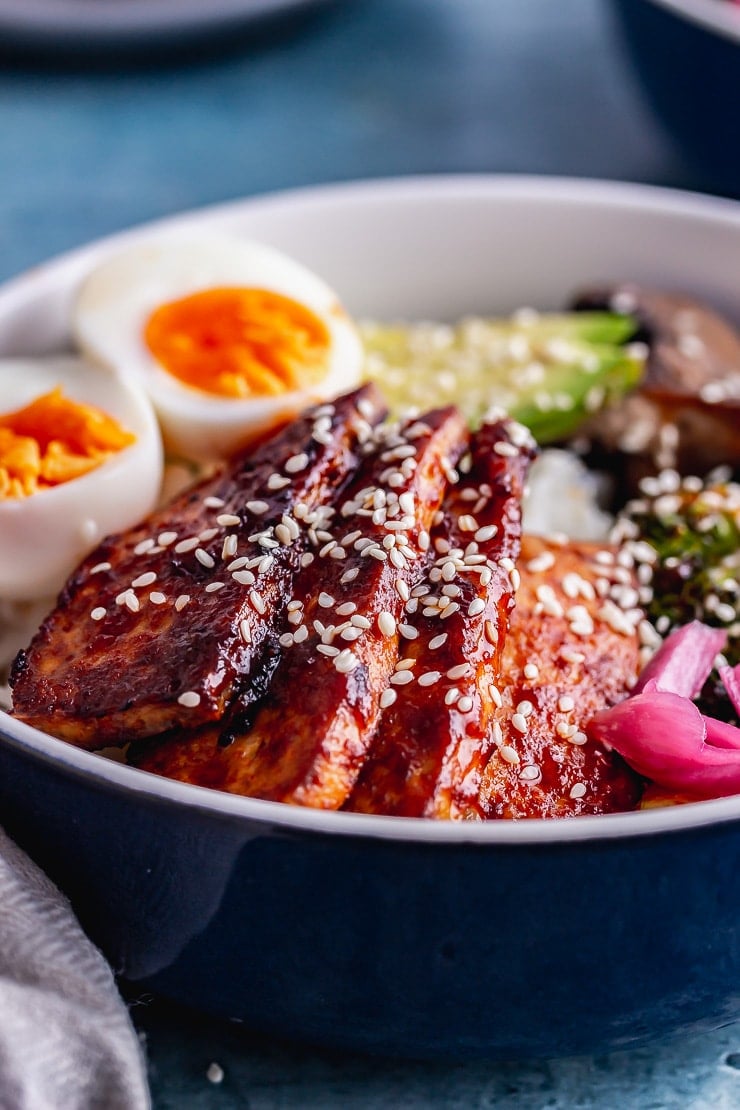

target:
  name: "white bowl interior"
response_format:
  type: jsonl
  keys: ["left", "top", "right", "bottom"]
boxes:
{"left": 1, "top": 174, "right": 739, "bottom": 844}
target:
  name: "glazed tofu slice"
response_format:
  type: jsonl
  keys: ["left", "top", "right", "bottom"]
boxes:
{"left": 133, "top": 407, "right": 468, "bottom": 808}
{"left": 11, "top": 387, "right": 385, "bottom": 747}
{"left": 348, "top": 416, "right": 536, "bottom": 819}
{"left": 478, "top": 534, "right": 644, "bottom": 818}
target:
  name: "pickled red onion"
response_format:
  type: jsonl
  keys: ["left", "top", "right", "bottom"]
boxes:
{"left": 587, "top": 622, "right": 740, "bottom": 801}
{"left": 634, "top": 620, "right": 727, "bottom": 699}
{"left": 719, "top": 664, "right": 740, "bottom": 717}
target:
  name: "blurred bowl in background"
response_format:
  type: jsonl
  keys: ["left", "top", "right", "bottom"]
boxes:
{"left": 610, "top": 0, "right": 740, "bottom": 196}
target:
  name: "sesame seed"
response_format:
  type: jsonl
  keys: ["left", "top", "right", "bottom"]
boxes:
{"left": 206, "top": 1063, "right": 224, "bottom": 1085}
{"left": 246, "top": 500, "right": 270, "bottom": 515}
{"left": 484, "top": 620, "right": 498, "bottom": 645}
{"left": 195, "top": 548, "right": 215, "bottom": 569}
{"left": 390, "top": 670, "right": 414, "bottom": 686}
{"left": 131, "top": 571, "right": 157, "bottom": 589}
{"left": 440, "top": 603, "right": 460, "bottom": 620}
{"left": 556, "top": 722, "right": 577, "bottom": 739}
{"left": 458, "top": 515, "right": 478, "bottom": 533}
{"left": 457, "top": 695, "right": 474, "bottom": 712}
{"left": 474, "top": 525, "right": 498, "bottom": 543}
{"left": 526, "top": 551, "right": 556, "bottom": 574}
{"left": 569, "top": 782, "right": 587, "bottom": 799}
{"left": 175, "top": 594, "right": 190, "bottom": 612}
{"left": 351, "top": 615, "right": 372, "bottom": 629}
{"left": 318, "top": 592, "right": 335, "bottom": 608}
{"left": 279, "top": 632, "right": 295, "bottom": 648}
{"left": 267, "top": 474, "right": 291, "bottom": 491}
{"left": 293, "top": 624, "right": 309, "bottom": 643}
{"left": 523, "top": 663, "right": 539, "bottom": 680}
{"left": 203, "top": 496, "right": 226, "bottom": 509}
{"left": 341, "top": 627, "right": 364, "bottom": 642}
{"left": 317, "top": 644, "right": 340, "bottom": 657}
{"left": 468, "top": 598, "right": 486, "bottom": 618}
{"left": 418, "top": 671, "right": 442, "bottom": 687}
{"left": 134, "top": 539, "right": 155, "bottom": 556}
{"left": 124, "top": 592, "right": 140, "bottom": 613}
{"left": 216, "top": 513, "right": 241, "bottom": 529}
{"left": 232, "top": 570, "right": 255, "bottom": 586}
{"left": 516, "top": 700, "right": 534, "bottom": 717}
{"left": 444, "top": 688, "right": 460, "bottom": 706}
{"left": 490, "top": 684, "right": 503, "bottom": 708}
{"left": 511, "top": 713, "right": 528, "bottom": 734}
{"left": 392, "top": 577, "right": 410, "bottom": 603}
{"left": 222, "top": 535, "right": 238, "bottom": 559}
{"left": 500, "top": 745, "right": 520, "bottom": 765}
{"left": 158, "top": 531, "right": 178, "bottom": 547}
{"left": 150, "top": 592, "right": 167, "bottom": 605}
{"left": 175, "top": 537, "right": 199, "bottom": 554}
{"left": 378, "top": 612, "right": 397, "bottom": 637}
{"left": 90, "top": 607, "right": 106, "bottom": 621}
{"left": 249, "top": 590, "right": 266, "bottom": 615}
{"left": 275, "top": 524, "right": 293, "bottom": 546}
{"left": 301, "top": 552, "right": 315, "bottom": 568}
{"left": 334, "top": 650, "right": 359, "bottom": 674}
{"left": 90, "top": 561, "right": 111, "bottom": 575}
{"left": 285, "top": 452, "right": 309, "bottom": 474}
{"left": 178, "top": 691, "right": 201, "bottom": 708}
{"left": 442, "top": 561, "right": 457, "bottom": 583}
{"left": 558, "top": 696, "right": 575, "bottom": 712}
{"left": 399, "top": 624, "right": 419, "bottom": 640}
{"left": 493, "top": 441, "right": 518, "bottom": 457}
{"left": 205, "top": 582, "right": 225, "bottom": 593}
{"left": 570, "top": 731, "right": 588, "bottom": 746}
{"left": 429, "top": 633, "right": 448, "bottom": 650}
{"left": 447, "top": 663, "right": 471, "bottom": 680}
{"left": 379, "top": 688, "right": 398, "bottom": 709}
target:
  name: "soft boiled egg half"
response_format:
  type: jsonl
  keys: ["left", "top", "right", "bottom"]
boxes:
{"left": 0, "top": 357, "right": 163, "bottom": 601}
{"left": 72, "top": 237, "right": 364, "bottom": 460}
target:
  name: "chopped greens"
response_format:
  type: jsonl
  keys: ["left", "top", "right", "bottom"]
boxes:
{"left": 614, "top": 471, "right": 740, "bottom": 720}
{"left": 360, "top": 311, "right": 645, "bottom": 442}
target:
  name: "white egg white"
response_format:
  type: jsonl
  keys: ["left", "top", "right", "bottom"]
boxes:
{"left": 72, "top": 236, "right": 364, "bottom": 460}
{"left": 0, "top": 357, "right": 163, "bottom": 602}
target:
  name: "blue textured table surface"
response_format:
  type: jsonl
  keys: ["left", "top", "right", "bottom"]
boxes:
{"left": 1, "top": 1, "right": 739, "bottom": 1106}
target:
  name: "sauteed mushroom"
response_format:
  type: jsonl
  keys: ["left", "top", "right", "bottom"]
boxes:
{"left": 571, "top": 284, "right": 740, "bottom": 485}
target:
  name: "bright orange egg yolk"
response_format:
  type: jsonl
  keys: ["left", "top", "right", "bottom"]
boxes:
{"left": 0, "top": 387, "right": 135, "bottom": 500}
{"left": 144, "top": 287, "right": 332, "bottom": 399}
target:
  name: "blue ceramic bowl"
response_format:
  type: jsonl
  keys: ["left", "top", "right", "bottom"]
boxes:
{"left": 0, "top": 177, "right": 739, "bottom": 1059}
{"left": 610, "top": 0, "right": 740, "bottom": 195}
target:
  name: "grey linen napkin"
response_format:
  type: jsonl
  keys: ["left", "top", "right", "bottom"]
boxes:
{"left": 0, "top": 827, "right": 149, "bottom": 1110}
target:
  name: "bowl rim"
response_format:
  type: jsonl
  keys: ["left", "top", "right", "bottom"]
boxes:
{"left": 642, "top": 0, "right": 740, "bottom": 43}
{"left": 2, "top": 171, "right": 740, "bottom": 848}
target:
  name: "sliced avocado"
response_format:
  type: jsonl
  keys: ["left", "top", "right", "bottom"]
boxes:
{"left": 360, "top": 311, "right": 645, "bottom": 443}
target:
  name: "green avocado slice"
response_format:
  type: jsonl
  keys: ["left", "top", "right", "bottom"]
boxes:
{"left": 360, "top": 311, "right": 645, "bottom": 443}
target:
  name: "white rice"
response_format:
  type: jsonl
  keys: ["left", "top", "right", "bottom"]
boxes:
{"left": 522, "top": 448, "right": 613, "bottom": 542}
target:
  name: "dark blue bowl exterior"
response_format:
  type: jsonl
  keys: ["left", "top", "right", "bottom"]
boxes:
{"left": 2, "top": 731, "right": 740, "bottom": 1059}
{"left": 610, "top": 0, "right": 740, "bottom": 196}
